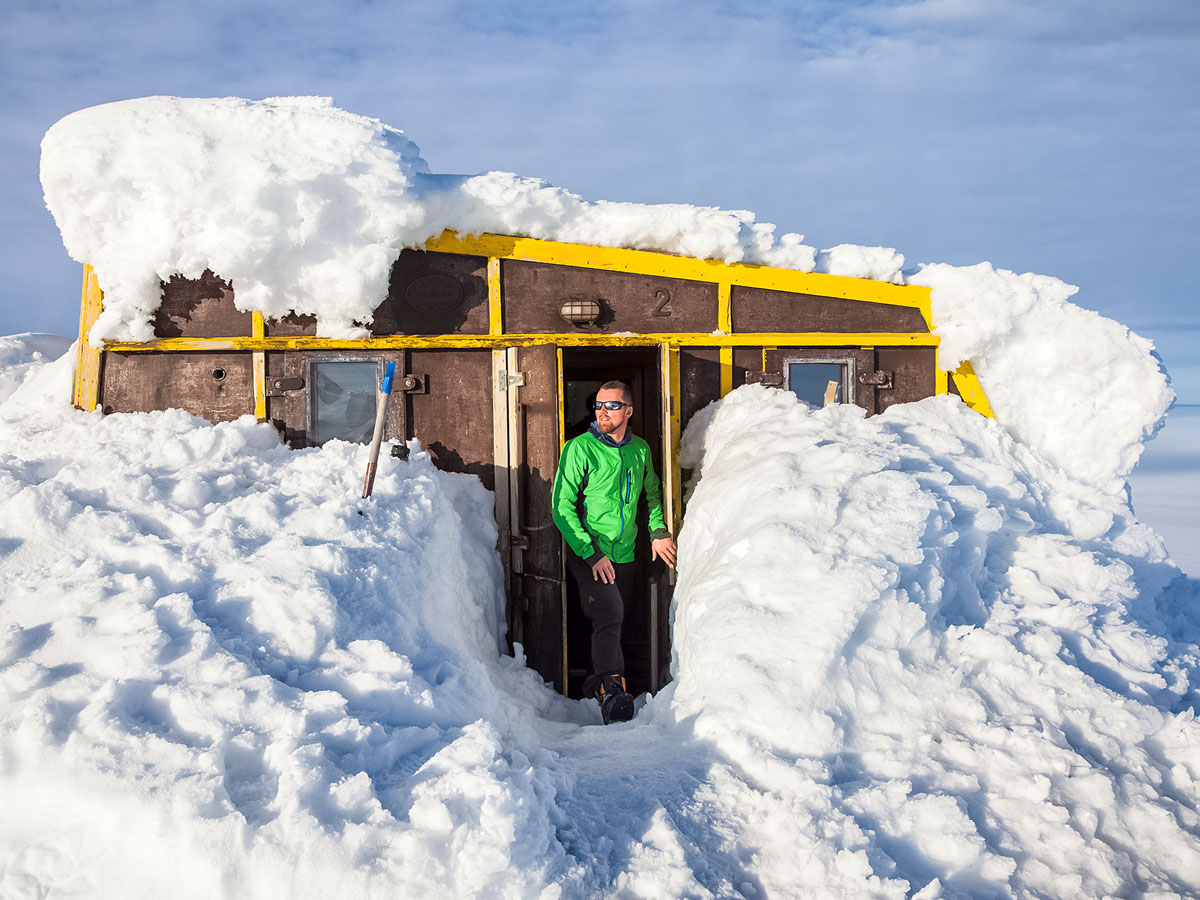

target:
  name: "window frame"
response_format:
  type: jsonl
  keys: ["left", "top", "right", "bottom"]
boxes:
{"left": 782, "top": 355, "right": 857, "bottom": 407}
{"left": 305, "top": 355, "right": 386, "bottom": 445}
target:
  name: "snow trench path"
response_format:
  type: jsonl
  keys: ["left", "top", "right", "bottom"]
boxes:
{"left": 547, "top": 714, "right": 758, "bottom": 898}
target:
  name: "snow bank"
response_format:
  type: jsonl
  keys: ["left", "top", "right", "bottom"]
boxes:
{"left": 0, "top": 344, "right": 588, "bottom": 898}
{"left": 667, "top": 385, "right": 1200, "bottom": 898}
{"left": 911, "top": 262, "right": 1171, "bottom": 491}
{"left": 2, "top": 342, "right": 1197, "bottom": 898}
{"left": 0, "top": 333, "right": 72, "bottom": 403}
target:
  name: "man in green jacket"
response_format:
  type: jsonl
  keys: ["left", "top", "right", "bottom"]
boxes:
{"left": 551, "top": 380, "right": 677, "bottom": 724}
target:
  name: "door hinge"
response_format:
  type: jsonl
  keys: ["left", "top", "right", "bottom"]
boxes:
{"left": 510, "top": 534, "right": 530, "bottom": 551}
{"left": 497, "top": 370, "right": 526, "bottom": 392}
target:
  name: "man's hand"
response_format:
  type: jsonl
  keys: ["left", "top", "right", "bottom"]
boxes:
{"left": 652, "top": 537, "right": 677, "bottom": 568}
{"left": 591, "top": 555, "right": 616, "bottom": 584}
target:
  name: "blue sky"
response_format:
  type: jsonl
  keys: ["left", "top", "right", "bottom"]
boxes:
{"left": 3, "top": 0, "right": 1199, "bottom": 396}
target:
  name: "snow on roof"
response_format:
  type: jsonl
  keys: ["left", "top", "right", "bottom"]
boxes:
{"left": 40, "top": 96, "right": 1171, "bottom": 489}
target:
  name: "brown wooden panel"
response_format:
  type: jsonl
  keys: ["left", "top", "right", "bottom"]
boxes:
{"left": 154, "top": 271, "right": 251, "bottom": 338}
{"left": 503, "top": 260, "right": 718, "bottom": 334}
{"left": 101, "top": 351, "right": 254, "bottom": 423}
{"left": 764, "top": 347, "right": 878, "bottom": 415}
{"left": 681, "top": 347, "right": 721, "bottom": 432}
{"left": 517, "top": 344, "right": 562, "bottom": 580}
{"left": 732, "top": 286, "right": 928, "bottom": 334}
{"left": 876, "top": 347, "right": 936, "bottom": 413}
{"left": 265, "top": 351, "right": 406, "bottom": 448}
{"left": 406, "top": 349, "right": 495, "bottom": 490}
{"left": 520, "top": 575, "right": 565, "bottom": 694}
{"left": 732, "top": 347, "right": 758, "bottom": 390}
{"left": 513, "top": 344, "right": 564, "bottom": 692}
{"left": 264, "top": 313, "right": 317, "bottom": 337}
{"left": 370, "top": 250, "right": 489, "bottom": 335}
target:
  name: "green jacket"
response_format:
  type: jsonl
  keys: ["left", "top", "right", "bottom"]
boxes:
{"left": 552, "top": 425, "right": 670, "bottom": 564}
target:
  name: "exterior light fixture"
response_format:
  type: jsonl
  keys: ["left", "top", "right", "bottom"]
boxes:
{"left": 559, "top": 298, "right": 601, "bottom": 327}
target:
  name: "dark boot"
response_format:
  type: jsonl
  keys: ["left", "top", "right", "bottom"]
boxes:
{"left": 597, "top": 673, "right": 634, "bottom": 724}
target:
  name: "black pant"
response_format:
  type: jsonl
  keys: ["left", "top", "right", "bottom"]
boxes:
{"left": 566, "top": 553, "right": 635, "bottom": 698}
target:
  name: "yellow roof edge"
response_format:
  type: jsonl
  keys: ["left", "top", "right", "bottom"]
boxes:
{"left": 423, "top": 230, "right": 932, "bottom": 311}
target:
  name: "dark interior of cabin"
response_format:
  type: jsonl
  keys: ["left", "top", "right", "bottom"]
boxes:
{"left": 561, "top": 346, "right": 669, "bottom": 699}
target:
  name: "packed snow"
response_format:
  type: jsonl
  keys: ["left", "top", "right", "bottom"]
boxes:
{"left": 2, "top": 339, "right": 1197, "bottom": 898}
{"left": 39, "top": 96, "right": 1171, "bottom": 488}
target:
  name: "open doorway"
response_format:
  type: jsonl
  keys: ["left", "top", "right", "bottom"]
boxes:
{"left": 560, "top": 347, "right": 670, "bottom": 699}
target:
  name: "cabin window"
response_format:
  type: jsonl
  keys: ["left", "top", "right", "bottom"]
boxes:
{"left": 785, "top": 356, "right": 856, "bottom": 408}
{"left": 310, "top": 360, "right": 380, "bottom": 444}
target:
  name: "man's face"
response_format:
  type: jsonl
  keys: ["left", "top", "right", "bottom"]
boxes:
{"left": 594, "top": 387, "right": 633, "bottom": 436}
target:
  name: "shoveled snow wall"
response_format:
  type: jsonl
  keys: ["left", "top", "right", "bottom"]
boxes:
{"left": 41, "top": 96, "right": 1171, "bottom": 491}
{"left": 0, "top": 346, "right": 589, "bottom": 898}
{"left": 664, "top": 384, "right": 1200, "bottom": 898}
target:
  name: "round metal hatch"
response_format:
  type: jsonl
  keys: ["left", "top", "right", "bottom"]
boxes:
{"left": 404, "top": 274, "right": 464, "bottom": 313}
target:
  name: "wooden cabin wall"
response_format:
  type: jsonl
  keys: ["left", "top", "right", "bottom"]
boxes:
{"left": 406, "top": 349, "right": 496, "bottom": 490}
{"left": 98, "top": 249, "right": 944, "bottom": 453}
{"left": 153, "top": 271, "right": 250, "bottom": 338}
{"left": 502, "top": 261, "right": 718, "bottom": 334}
{"left": 101, "top": 351, "right": 254, "bottom": 421}
{"left": 731, "top": 286, "right": 929, "bottom": 334}
{"left": 373, "top": 250, "right": 489, "bottom": 335}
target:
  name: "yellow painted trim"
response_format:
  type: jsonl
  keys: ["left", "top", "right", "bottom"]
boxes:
{"left": 251, "top": 313, "right": 266, "bottom": 420}
{"left": 935, "top": 368, "right": 949, "bottom": 396}
{"left": 556, "top": 346, "right": 566, "bottom": 452}
{"left": 102, "top": 331, "right": 939, "bottom": 353}
{"left": 717, "top": 282, "right": 735, "bottom": 396}
{"left": 717, "top": 282, "right": 732, "bottom": 332}
{"left": 555, "top": 344, "right": 567, "bottom": 698}
{"left": 487, "top": 257, "right": 502, "bottom": 335}
{"left": 950, "top": 360, "right": 995, "bottom": 418}
{"left": 918, "top": 296, "right": 935, "bottom": 332}
{"left": 73, "top": 264, "right": 104, "bottom": 411}
{"left": 660, "top": 343, "right": 682, "bottom": 540}
{"left": 425, "top": 231, "right": 931, "bottom": 311}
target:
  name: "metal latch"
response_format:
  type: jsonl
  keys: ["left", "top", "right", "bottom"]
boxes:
{"left": 497, "top": 370, "right": 526, "bottom": 392}
{"left": 858, "top": 370, "right": 894, "bottom": 389}
{"left": 746, "top": 371, "right": 784, "bottom": 387}
{"left": 398, "top": 374, "right": 423, "bottom": 392}
{"left": 266, "top": 376, "right": 305, "bottom": 396}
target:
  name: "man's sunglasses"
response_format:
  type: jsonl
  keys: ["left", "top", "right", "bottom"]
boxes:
{"left": 593, "top": 400, "right": 630, "bottom": 410}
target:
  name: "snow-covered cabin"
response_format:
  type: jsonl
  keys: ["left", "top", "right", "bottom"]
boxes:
{"left": 70, "top": 232, "right": 994, "bottom": 698}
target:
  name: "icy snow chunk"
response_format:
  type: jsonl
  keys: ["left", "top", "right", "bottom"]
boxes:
{"left": 816, "top": 243, "right": 905, "bottom": 283}
{"left": 910, "top": 261, "right": 1171, "bottom": 490}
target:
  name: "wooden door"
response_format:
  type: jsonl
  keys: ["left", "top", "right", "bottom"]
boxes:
{"left": 497, "top": 344, "right": 566, "bottom": 693}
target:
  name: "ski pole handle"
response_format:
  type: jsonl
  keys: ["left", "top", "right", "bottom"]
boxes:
{"left": 362, "top": 361, "right": 396, "bottom": 498}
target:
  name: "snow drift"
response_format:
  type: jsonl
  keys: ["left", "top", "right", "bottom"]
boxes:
{"left": 669, "top": 385, "right": 1200, "bottom": 898}
{"left": 2, "top": 342, "right": 1197, "bottom": 898}
{"left": 40, "top": 96, "right": 1170, "bottom": 488}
